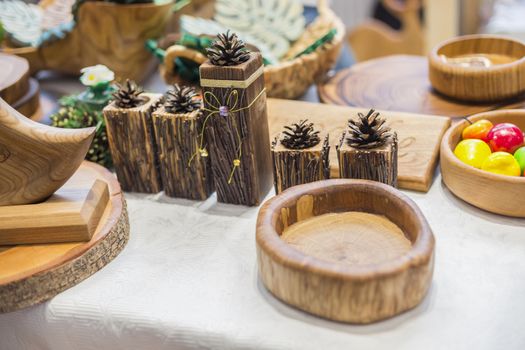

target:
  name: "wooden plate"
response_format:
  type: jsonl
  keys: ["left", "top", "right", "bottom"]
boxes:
{"left": 256, "top": 179, "right": 435, "bottom": 324}
{"left": 429, "top": 35, "right": 525, "bottom": 102}
{"left": 0, "top": 162, "right": 129, "bottom": 313}
{"left": 318, "top": 55, "right": 525, "bottom": 117}
{"left": 267, "top": 98, "right": 450, "bottom": 192}
{"left": 0, "top": 53, "right": 30, "bottom": 105}
{"left": 441, "top": 109, "right": 525, "bottom": 217}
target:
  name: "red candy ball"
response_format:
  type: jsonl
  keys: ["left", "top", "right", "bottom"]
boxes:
{"left": 486, "top": 123, "right": 524, "bottom": 153}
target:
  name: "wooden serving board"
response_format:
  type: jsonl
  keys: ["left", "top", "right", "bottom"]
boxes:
{"left": 318, "top": 55, "right": 525, "bottom": 118}
{"left": 0, "top": 53, "right": 30, "bottom": 105}
{"left": 0, "top": 162, "right": 129, "bottom": 313}
{"left": 267, "top": 98, "right": 451, "bottom": 192}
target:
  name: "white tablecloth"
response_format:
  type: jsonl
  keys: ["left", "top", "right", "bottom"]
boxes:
{"left": 1, "top": 173, "right": 525, "bottom": 350}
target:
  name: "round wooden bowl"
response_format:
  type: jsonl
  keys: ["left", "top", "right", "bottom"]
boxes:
{"left": 429, "top": 35, "right": 525, "bottom": 102}
{"left": 440, "top": 109, "right": 525, "bottom": 217}
{"left": 256, "top": 179, "right": 435, "bottom": 324}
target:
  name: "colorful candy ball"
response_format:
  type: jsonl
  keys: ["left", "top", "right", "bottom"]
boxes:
{"left": 514, "top": 146, "right": 525, "bottom": 173}
{"left": 486, "top": 123, "right": 524, "bottom": 153}
{"left": 454, "top": 139, "right": 492, "bottom": 169}
{"left": 481, "top": 152, "right": 521, "bottom": 176}
{"left": 462, "top": 119, "right": 493, "bottom": 141}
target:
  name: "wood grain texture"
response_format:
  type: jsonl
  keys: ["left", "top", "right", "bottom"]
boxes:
{"left": 0, "top": 161, "right": 129, "bottom": 313}
{"left": 152, "top": 107, "right": 214, "bottom": 200}
{"left": 272, "top": 133, "right": 330, "bottom": 194}
{"left": 0, "top": 97, "right": 94, "bottom": 206}
{"left": 2, "top": 1, "right": 173, "bottom": 82}
{"left": 0, "top": 179, "right": 108, "bottom": 245}
{"left": 348, "top": 0, "right": 423, "bottom": 62}
{"left": 429, "top": 35, "right": 525, "bottom": 102}
{"left": 318, "top": 55, "right": 525, "bottom": 117}
{"left": 338, "top": 133, "right": 398, "bottom": 187}
{"left": 256, "top": 179, "right": 435, "bottom": 324}
{"left": 12, "top": 77, "right": 40, "bottom": 119}
{"left": 0, "top": 53, "right": 30, "bottom": 105}
{"left": 441, "top": 109, "right": 525, "bottom": 217}
{"left": 103, "top": 93, "right": 162, "bottom": 194}
{"left": 200, "top": 53, "right": 273, "bottom": 206}
{"left": 267, "top": 98, "right": 450, "bottom": 192}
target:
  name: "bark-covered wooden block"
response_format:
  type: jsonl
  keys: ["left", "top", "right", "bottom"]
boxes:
{"left": 200, "top": 51, "right": 273, "bottom": 206}
{"left": 152, "top": 107, "right": 214, "bottom": 200}
{"left": 103, "top": 92, "right": 163, "bottom": 193}
{"left": 272, "top": 131, "right": 330, "bottom": 194}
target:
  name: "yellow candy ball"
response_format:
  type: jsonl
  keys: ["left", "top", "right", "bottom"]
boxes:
{"left": 454, "top": 139, "right": 492, "bottom": 169}
{"left": 481, "top": 152, "right": 521, "bottom": 176}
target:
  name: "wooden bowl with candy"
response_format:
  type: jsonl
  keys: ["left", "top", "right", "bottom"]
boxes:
{"left": 441, "top": 109, "right": 525, "bottom": 217}
{"left": 256, "top": 179, "right": 435, "bottom": 324}
{"left": 428, "top": 35, "right": 525, "bottom": 102}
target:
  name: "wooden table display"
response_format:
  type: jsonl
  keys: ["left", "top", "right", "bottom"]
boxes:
{"left": 0, "top": 162, "right": 129, "bottom": 313}
{"left": 267, "top": 98, "right": 450, "bottom": 192}
{"left": 318, "top": 55, "right": 525, "bottom": 118}
{"left": 200, "top": 51, "right": 273, "bottom": 206}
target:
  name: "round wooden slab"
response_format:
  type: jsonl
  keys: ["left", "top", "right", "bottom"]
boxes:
{"left": 318, "top": 55, "right": 525, "bottom": 117}
{"left": 0, "top": 53, "right": 30, "bottom": 105}
{"left": 0, "top": 161, "right": 129, "bottom": 313}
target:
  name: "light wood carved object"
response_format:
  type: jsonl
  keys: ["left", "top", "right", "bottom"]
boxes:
{"left": 0, "top": 97, "right": 94, "bottom": 206}
{"left": 256, "top": 179, "right": 435, "bottom": 324}
{"left": 0, "top": 162, "right": 129, "bottom": 313}
{"left": 348, "top": 0, "right": 423, "bottom": 62}
{"left": 441, "top": 109, "right": 525, "bottom": 217}
{"left": 429, "top": 35, "right": 525, "bottom": 102}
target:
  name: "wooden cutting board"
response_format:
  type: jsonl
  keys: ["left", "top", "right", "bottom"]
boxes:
{"left": 267, "top": 98, "right": 451, "bottom": 192}
{"left": 0, "top": 53, "right": 30, "bottom": 105}
{"left": 318, "top": 55, "right": 525, "bottom": 118}
{"left": 0, "top": 162, "right": 129, "bottom": 313}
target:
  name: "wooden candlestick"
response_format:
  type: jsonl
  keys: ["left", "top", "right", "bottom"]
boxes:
{"left": 103, "top": 93, "right": 162, "bottom": 193}
{"left": 152, "top": 106, "right": 214, "bottom": 200}
{"left": 337, "top": 132, "right": 398, "bottom": 187}
{"left": 272, "top": 134, "right": 330, "bottom": 194}
{"left": 199, "top": 52, "right": 273, "bottom": 206}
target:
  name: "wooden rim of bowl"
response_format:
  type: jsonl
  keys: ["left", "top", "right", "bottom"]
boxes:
{"left": 429, "top": 34, "right": 525, "bottom": 72}
{"left": 256, "top": 179, "right": 434, "bottom": 281}
{"left": 441, "top": 109, "right": 525, "bottom": 184}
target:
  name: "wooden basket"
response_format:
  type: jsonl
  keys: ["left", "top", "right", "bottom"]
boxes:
{"left": 440, "top": 109, "right": 525, "bottom": 217}
{"left": 256, "top": 179, "right": 435, "bottom": 324}
{"left": 428, "top": 35, "right": 525, "bottom": 102}
{"left": 1, "top": 1, "right": 174, "bottom": 82}
{"left": 159, "top": 0, "right": 345, "bottom": 99}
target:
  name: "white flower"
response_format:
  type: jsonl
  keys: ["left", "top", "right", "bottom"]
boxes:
{"left": 80, "top": 65, "right": 115, "bottom": 86}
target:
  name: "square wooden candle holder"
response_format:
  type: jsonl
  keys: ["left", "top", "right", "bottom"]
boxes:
{"left": 337, "top": 131, "right": 398, "bottom": 187}
{"left": 271, "top": 134, "right": 330, "bottom": 194}
{"left": 103, "top": 93, "right": 163, "bottom": 193}
{"left": 152, "top": 106, "right": 214, "bottom": 200}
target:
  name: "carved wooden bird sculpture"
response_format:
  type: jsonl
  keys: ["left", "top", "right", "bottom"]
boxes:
{"left": 0, "top": 97, "right": 95, "bottom": 206}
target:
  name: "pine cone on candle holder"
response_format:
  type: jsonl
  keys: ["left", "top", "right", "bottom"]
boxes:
{"left": 346, "top": 109, "right": 392, "bottom": 149}
{"left": 164, "top": 84, "right": 201, "bottom": 113}
{"left": 112, "top": 79, "right": 145, "bottom": 108}
{"left": 206, "top": 30, "right": 250, "bottom": 66}
{"left": 281, "top": 119, "right": 320, "bottom": 150}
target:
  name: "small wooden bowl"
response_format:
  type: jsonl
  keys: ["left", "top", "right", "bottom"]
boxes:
{"left": 429, "top": 35, "right": 525, "bottom": 102}
{"left": 441, "top": 109, "right": 525, "bottom": 217}
{"left": 256, "top": 179, "right": 435, "bottom": 324}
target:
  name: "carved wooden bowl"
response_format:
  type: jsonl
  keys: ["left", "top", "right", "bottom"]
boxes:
{"left": 441, "top": 109, "right": 525, "bottom": 217}
{"left": 429, "top": 35, "right": 525, "bottom": 102}
{"left": 256, "top": 179, "right": 435, "bottom": 324}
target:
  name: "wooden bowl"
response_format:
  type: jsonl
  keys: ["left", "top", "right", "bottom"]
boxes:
{"left": 256, "top": 179, "right": 435, "bottom": 324}
{"left": 428, "top": 35, "right": 525, "bottom": 102}
{"left": 440, "top": 109, "right": 525, "bottom": 217}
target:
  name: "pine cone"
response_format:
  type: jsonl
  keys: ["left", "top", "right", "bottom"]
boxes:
{"left": 346, "top": 109, "right": 392, "bottom": 149}
{"left": 112, "top": 79, "right": 145, "bottom": 108}
{"left": 164, "top": 84, "right": 201, "bottom": 113}
{"left": 206, "top": 30, "right": 250, "bottom": 66}
{"left": 281, "top": 119, "right": 320, "bottom": 150}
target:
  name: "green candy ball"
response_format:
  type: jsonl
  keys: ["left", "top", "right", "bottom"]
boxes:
{"left": 514, "top": 146, "right": 525, "bottom": 174}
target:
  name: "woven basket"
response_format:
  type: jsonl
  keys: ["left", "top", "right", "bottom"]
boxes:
{"left": 159, "top": 0, "right": 345, "bottom": 99}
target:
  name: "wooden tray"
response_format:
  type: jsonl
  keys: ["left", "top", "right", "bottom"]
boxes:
{"left": 0, "top": 53, "right": 30, "bottom": 105}
{"left": 441, "top": 109, "right": 525, "bottom": 217}
{"left": 267, "top": 98, "right": 450, "bottom": 192}
{"left": 318, "top": 55, "right": 525, "bottom": 117}
{"left": 0, "top": 162, "right": 129, "bottom": 313}
{"left": 256, "top": 179, "right": 435, "bottom": 323}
